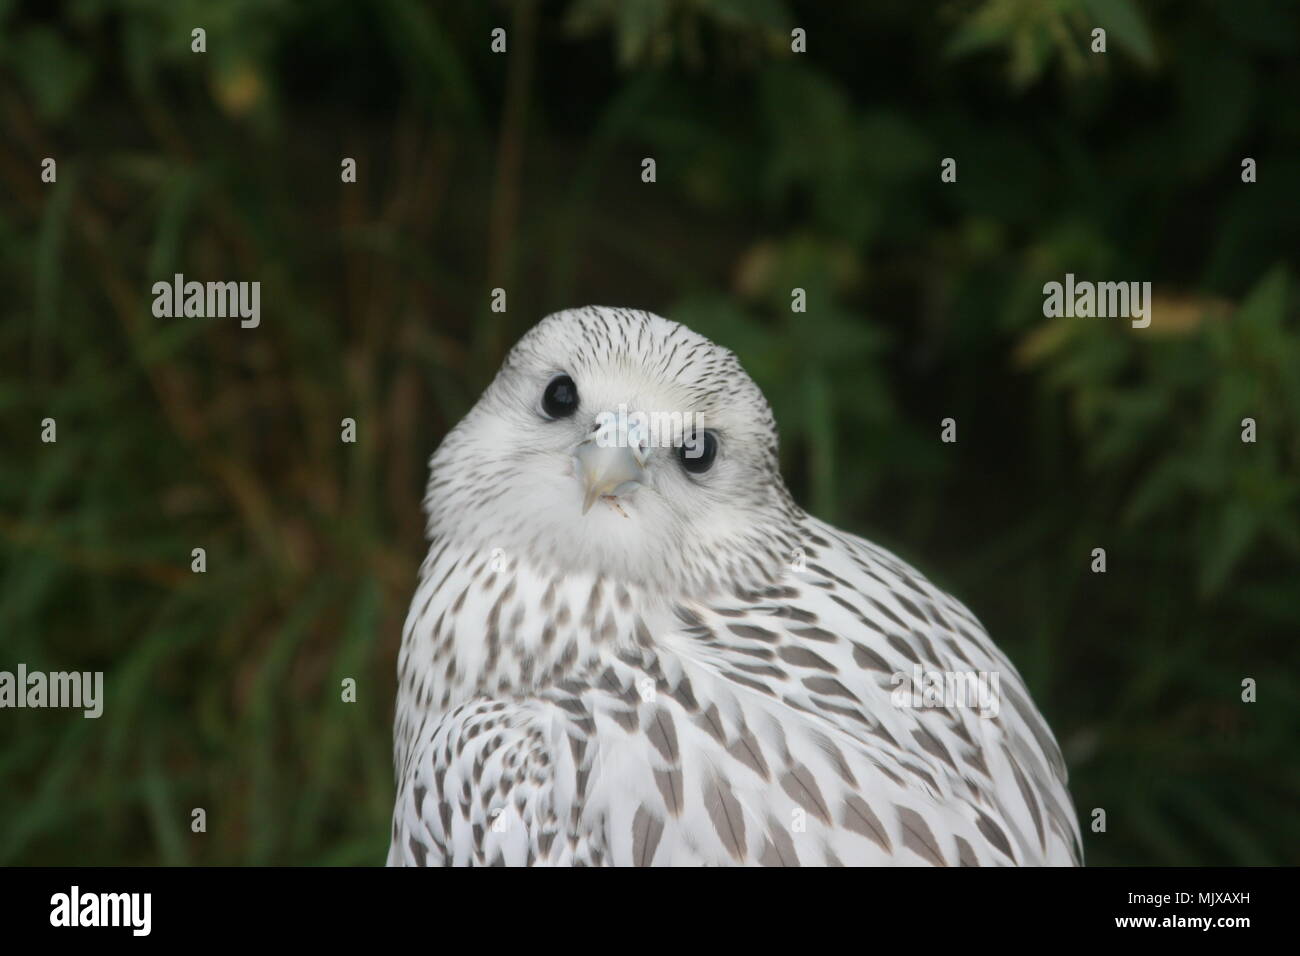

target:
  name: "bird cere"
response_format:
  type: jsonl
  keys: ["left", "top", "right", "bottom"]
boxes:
{"left": 584, "top": 403, "right": 708, "bottom": 515}
{"left": 388, "top": 306, "right": 1081, "bottom": 866}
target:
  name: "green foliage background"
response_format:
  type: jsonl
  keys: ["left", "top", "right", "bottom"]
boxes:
{"left": 1, "top": 0, "right": 1297, "bottom": 865}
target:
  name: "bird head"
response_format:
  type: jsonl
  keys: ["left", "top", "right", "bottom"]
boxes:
{"left": 422, "top": 307, "right": 801, "bottom": 598}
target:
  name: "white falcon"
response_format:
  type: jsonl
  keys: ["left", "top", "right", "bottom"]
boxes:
{"left": 388, "top": 306, "right": 1081, "bottom": 866}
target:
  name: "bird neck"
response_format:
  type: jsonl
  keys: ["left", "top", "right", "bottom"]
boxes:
{"left": 395, "top": 536, "right": 676, "bottom": 718}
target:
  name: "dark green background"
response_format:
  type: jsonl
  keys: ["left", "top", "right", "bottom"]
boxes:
{"left": 1, "top": 0, "right": 1297, "bottom": 865}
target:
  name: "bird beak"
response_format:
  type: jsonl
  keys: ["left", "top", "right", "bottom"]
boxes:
{"left": 574, "top": 436, "right": 647, "bottom": 514}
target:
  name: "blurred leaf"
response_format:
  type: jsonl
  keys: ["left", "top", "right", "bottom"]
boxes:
{"left": 1081, "top": 0, "right": 1156, "bottom": 66}
{"left": 7, "top": 26, "right": 93, "bottom": 120}
{"left": 1197, "top": 498, "right": 1258, "bottom": 597}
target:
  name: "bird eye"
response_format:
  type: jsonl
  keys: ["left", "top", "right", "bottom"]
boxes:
{"left": 678, "top": 429, "right": 718, "bottom": 474}
{"left": 542, "top": 374, "right": 579, "bottom": 419}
